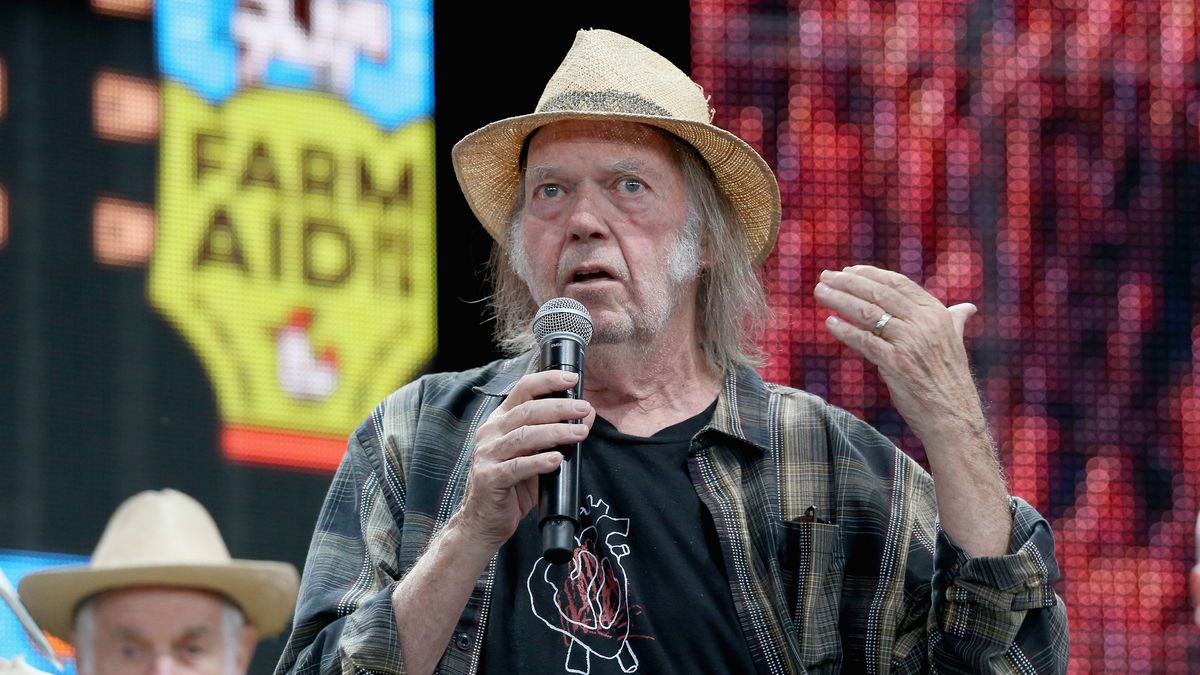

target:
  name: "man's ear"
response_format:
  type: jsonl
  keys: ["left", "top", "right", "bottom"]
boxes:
{"left": 235, "top": 627, "right": 257, "bottom": 674}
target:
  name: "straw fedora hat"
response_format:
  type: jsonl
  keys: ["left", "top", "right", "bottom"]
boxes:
{"left": 452, "top": 28, "right": 781, "bottom": 264}
{"left": 19, "top": 489, "right": 299, "bottom": 640}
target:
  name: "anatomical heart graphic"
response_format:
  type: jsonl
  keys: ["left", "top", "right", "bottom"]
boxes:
{"left": 527, "top": 496, "right": 640, "bottom": 674}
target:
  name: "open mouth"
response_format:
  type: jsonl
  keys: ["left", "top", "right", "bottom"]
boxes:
{"left": 571, "top": 269, "right": 615, "bottom": 283}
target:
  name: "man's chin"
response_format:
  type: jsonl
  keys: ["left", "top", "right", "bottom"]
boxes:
{"left": 586, "top": 315, "right": 637, "bottom": 346}
{"left": 552, "top": 291, "right": 621, "bottom": 321}
{"left": 558, "top": 284, "right": 623, "bottom": 306}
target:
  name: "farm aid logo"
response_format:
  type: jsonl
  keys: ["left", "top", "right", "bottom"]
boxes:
{"left": 149, "top": 0, "right": 436, "bottom": 471}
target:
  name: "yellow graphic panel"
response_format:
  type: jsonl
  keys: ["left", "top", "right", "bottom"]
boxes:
{"left": 150, "top": 83, "right": 436, "bottom": 471}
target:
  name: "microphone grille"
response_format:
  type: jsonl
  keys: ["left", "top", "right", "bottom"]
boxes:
{"left": 533, "top": 297, "right": 593, "bottom": 346}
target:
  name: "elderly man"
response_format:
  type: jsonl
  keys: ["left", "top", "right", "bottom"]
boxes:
{"left": 19, "top": 489, "right": 298, "bottom": 675}
{"left": 277, "top": 28, "right": 1069, "bottom": 674}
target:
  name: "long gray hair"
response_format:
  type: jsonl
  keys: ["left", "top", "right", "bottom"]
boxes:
{"left": 487, "top": 127, "right": 771, "bottom": 373}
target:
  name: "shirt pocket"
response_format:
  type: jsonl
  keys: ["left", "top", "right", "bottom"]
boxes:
{"left": 776, "top": 518, "right": 845, "bottom": 670}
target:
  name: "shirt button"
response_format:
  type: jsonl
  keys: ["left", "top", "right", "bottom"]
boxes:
{"left": 454, "top": 632, "right": 472, "bottom": 651}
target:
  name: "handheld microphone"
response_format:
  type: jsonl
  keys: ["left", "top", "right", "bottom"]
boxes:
{"left": 532, "top": 297, "right": 593, "bottom": 564}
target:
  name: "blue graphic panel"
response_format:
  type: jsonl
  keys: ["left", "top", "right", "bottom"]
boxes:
{"left": 155, "top": 0, "right": 433, "bottom": 129}
{"left": 0, "top": 549, "right": 88, "bottom": 675}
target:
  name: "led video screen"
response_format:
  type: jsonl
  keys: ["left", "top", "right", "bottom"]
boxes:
{"left": 693, "top": 0, "right": 1200, "bottom": 670}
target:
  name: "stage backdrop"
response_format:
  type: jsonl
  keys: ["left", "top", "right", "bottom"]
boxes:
{"left": 692, "top": 0, "right": 1200, "bottom": 671}
{"left": 0, "top": 3, "right": 688, "bottom": 674}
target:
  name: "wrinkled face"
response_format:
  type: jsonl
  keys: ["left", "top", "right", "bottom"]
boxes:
{"left": 77, "top": 588, "right": 254, "bottom": 675}
{"left": 513, "top": 120, "right": 702, "bottom": 346}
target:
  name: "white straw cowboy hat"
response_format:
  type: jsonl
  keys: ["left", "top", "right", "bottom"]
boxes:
{"left": 452, "top": 28, "right": 782, "bottom": 264}
{"left": 19, "top": 489, "right": 299, "bottom": 640}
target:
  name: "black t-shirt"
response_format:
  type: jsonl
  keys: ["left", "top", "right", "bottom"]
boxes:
{"left": 480, "top": 402, "right": 758, "bottom": 675}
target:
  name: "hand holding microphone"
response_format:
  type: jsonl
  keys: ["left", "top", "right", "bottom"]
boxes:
{"left": 531, "top": 298, "right": 593, "bottom": 564}
{"left": 455, "top": 298, "right": 592, "bottom": 561}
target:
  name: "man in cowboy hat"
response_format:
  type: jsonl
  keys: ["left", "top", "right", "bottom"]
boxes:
{"left": 19, "top": 489, "right": 299, "bottom": 675}
{"left": 277, "top": 28, "right": 1068, "bottom": 674}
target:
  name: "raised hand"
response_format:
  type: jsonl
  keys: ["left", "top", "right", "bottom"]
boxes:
{"left": 814, "top": 264, "right": 1011, "bottom": 556}
{"left": 813, "top": 265, "right": 984, "bottom": 448}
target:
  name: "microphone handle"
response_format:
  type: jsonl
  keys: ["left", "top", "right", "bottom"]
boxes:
{"left": 537, "top": 336, "right": 584, "bottom": 564}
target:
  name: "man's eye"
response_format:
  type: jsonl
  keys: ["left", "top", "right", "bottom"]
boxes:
{"left": 120, "top": 643, "right": 143, "bottom": 661}
{"left": 536, "top": 184, "right": 561, "bottom": 198}
{"left": 618, "top": 178, "right": 643, "bottom": 194}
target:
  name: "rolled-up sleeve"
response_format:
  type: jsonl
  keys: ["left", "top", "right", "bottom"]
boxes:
{"left": 924, "top": 496, "right": 1069, "bottom": 672}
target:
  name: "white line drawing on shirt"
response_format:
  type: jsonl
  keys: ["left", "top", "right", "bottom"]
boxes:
{"left": 527, "top": 495, "right": 639, "bottom": 674}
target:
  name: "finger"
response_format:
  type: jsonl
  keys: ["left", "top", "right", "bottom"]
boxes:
{"left": 515, "top": 477, "right": 540, "bottom": 517}
{"left": 496, "top": 397, "right": 593, "bottom": 435}
{"left": 490, "top": 421, "right": 589, "bottom": 461}
{"left": 947, "top": 303, "right": 977, "bottom": 338}
{"left": 814, "top": 280, "right": 900, "bottom": 332}
{"left": 823, "top": 314, "right": 891, "bottom": 368}
{"left": 500, "top": 451, "right": 564, "bottom": 488}
{"left": 819, "top": 268, "right": 916, "bottom": 316}
{"left": 843, "top": 265, "right": 933, "bottom": 306}
{"left": 499, "top": 370, "right": 582, "bottom": 411}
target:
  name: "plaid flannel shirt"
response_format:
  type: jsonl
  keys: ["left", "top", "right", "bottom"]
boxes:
{"left": 276, "top": 354, "right": 1068, "bottom": 674}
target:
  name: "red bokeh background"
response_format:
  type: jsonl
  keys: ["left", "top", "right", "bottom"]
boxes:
{"left": 694, "top": 0, "right": 1200, "bottom": 670}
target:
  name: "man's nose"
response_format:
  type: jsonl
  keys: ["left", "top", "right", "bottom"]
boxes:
{"left": 564, "top": 185, "right": 612, "bottom": 241}
{"left": 147, "top": 655, "right": 184, "bottom": 675}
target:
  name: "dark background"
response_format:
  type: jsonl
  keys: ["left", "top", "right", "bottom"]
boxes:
{"left": 0, "top": 1, "right": 688, "bottom": 672}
